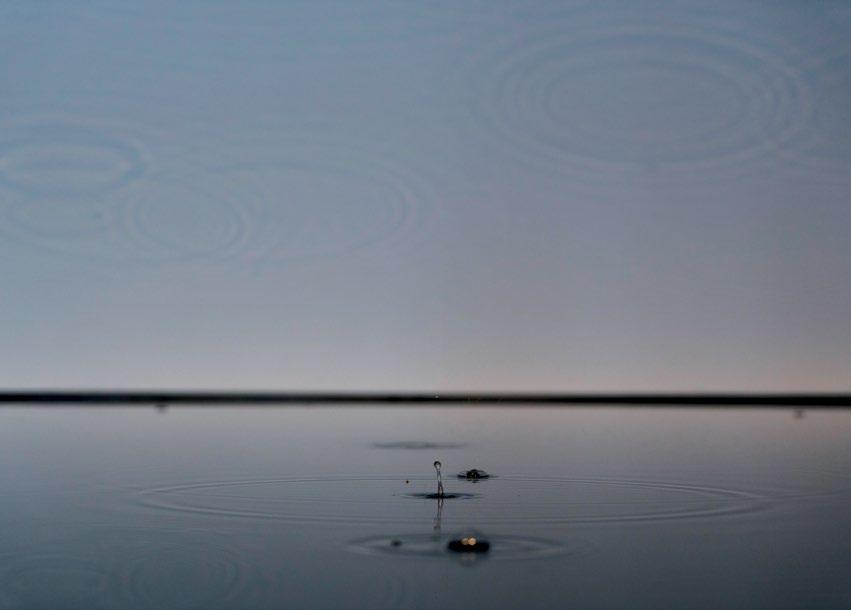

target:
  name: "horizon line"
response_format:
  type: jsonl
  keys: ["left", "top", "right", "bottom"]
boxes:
{"left": 0, "top": 390, "right": 849, "bottom": 407}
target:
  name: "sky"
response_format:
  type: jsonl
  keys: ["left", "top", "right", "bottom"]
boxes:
{"left": 1, "top": 0, "right": 849, "bottom": 392}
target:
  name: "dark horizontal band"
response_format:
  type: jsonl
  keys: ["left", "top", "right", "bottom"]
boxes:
{"left": 0, "top": 391, "right": 848, "bottom": 407}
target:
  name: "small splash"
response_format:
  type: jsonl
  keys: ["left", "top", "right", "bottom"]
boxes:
{"left": 407, "top": 460, "right": 477, "bottom": 499}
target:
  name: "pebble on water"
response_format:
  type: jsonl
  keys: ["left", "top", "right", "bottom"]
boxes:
{"left": 458, "top": 469, "right": 490, "bottom": 479}
{"left": 447, "top": 537, "right": 490, "bottom": 553}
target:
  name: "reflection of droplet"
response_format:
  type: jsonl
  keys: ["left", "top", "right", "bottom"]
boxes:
{"left": 433, "top": 496, "right": 444, "bottom": 532}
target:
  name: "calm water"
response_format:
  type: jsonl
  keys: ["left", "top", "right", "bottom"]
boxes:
{"left": 0, "top": 405, "right": 849, "bottom": 609}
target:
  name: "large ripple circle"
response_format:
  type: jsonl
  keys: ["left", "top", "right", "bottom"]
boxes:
{"left": 135, "top": 475, "right": 768, "bottom": 526}
{"left": 108, "top": 530, "right": 259, "bottom": 609}
{"left": 778, "top": 48, "right": 851, "bottom": 180}
{"left": 119, "top": 170, "right": 250, "bottom": 261}
{"left": 467, "top": 22, "right": 811, "bottom": 182}
{"left": 114, "top": 141, "right": 430, "bottom": 265}
{"left": 214, "top": 150, "right": 428, "bottom": 265}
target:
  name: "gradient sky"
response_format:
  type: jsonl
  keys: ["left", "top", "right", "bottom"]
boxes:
{"left": 1, "top": 0, "right": 849, "bottom": 391}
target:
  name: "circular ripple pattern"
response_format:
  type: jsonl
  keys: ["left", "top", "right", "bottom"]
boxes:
{"left": 465, "top": 12, "right": 812, "bottom": 183}
{"left": 0, "top": 118, "right": 145, "bottom": 260}
{"left": 110, "top": 531, "right": 256, "bottom": 609}
{"left": 0, "top": 554, "right": 111, "bottom": 608}
{"left": 136, "top": 475, "right": 769, "bottom": 526}
{"left": 198, "top": 145, "right": 430, "bottom": 266}
{"left": 0, "top": 122, "right": 145, "bottom": 197}
{"left": 0, "top": 121, "right": 432, "bottom": 264}
{"left": 778, "top": 48, "right": 851, "bottom": 181}
{"left": 118, "top": 170, "right": 250, "bottom": 262}
{"left": 348, "top": 532, "right": 569, "bottom": 562}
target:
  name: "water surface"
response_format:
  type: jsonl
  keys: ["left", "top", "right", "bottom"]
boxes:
{"left": 0, "top": 405, "right": 848, "bottom": 609}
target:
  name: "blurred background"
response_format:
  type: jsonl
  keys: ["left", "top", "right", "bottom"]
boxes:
{"left": 1, "top": 0, "right": 849, "bottom": 392}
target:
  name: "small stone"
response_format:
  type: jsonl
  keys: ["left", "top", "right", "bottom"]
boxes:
{"left": 459, "top": 468, "right": 490, "bottom": 479}
{"left": 447, "top": 537, "right": 490, "bottom": 553}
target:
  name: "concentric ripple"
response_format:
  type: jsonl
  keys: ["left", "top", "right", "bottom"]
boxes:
{"left": 465, "top": 11, "right": 812, "bottom": 183}
{"left": 135, "top": 474, "right": 769, "bottom": 526}
{"left": 203, "top": 145, "right": 431, "bottom": 266}
{"left": 778, "top": 47, "right": 851, "bottom": 181}
{"left": 0, "top": 121, "right": 432, "bottom": 264}
{"left": 0, "top": 554, "right": 111, "bottom": 608}
{"left": 111, "top": 137, "right": 431, "bottom": 265}
{"left": 109, "top": 530, "right": 258, "bottom": 609}
{"left": 0, "top": 118, "right": 147, "bottom": 260}
{"left": 0, "top": 122, "right": 145, "bottom": 197}
{"left": 118, "top": 170, "right": 250, "bottom": 262}
{"left": 348, "top": 532, "right": 571, "bottom": 562}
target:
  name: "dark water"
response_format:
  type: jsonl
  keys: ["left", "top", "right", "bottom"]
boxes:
{"left": 0, "top": 405, "right": 849, "bottom": 609}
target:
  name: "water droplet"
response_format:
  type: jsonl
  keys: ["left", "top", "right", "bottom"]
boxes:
{"left": 433, "top": 461, "right": 444, "bottom": 498}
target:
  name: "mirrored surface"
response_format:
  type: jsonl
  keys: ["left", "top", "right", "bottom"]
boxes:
{"left": 1, "top": 405, "right": 849, "bottom": 609}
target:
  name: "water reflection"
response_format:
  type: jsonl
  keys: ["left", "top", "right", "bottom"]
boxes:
{"left": 0, "top": 121, "right": 145, "bottom": 197}
{"left": 0, "top": 406, "right": 848, "bottom": 608}
{"left": 463, "top": 4, "right": 813, "bottom": 184}
{"left": 348, "top": 532, "right": 566, "bottom": 562}
{"left": 0, "top": 121, "right": 432, "bottom": 265}
{"left": 373, "top": 441, "right": 467, "bottom": 450}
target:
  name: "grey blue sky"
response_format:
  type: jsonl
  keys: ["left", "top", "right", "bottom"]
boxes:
{"left": 1, "top": 1, "right": 849, "bottom": 391}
